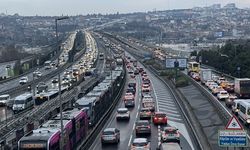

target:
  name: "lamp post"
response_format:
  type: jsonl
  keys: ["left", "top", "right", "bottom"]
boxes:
{"left": 55, "top": 16, "right": 69, "bottom": 150}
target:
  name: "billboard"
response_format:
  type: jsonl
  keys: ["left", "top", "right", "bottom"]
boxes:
{"left": 166, "top": 58, "right": 187, "bottom": 68}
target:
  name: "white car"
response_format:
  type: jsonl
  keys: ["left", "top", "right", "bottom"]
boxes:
{"left": 217, "top": 90, "right": 229, "bottom": 100}
{"left": 131, "top": 138, "right": 150, "bottom": 150}
{"left": 208, "top": 82, "right": 218, "bottom": 91}
{"left": 19, "top": 76, "right": 28, "bottom": 85}
{"left": 205, "top": 80, "right": 214, "bottom": 87}
{"left": 116, "top": 108, "right": 130, "bottom": 120}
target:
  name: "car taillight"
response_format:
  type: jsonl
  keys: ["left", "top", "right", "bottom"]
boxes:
{"left": 154, "top": 117, "right": 157, "bottom": 120}
{"left": 147, "top": 126, "right": 151, "bottom": 128}
{"left": 144, "top": 145, "right": 149, "bottom": 148}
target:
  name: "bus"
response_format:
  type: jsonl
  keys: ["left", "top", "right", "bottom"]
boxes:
{"left": 12, "top": 93, "right": 33, "bottom": 114}
{"left": 188, "top": 61, "right": 200, "bottom": 73}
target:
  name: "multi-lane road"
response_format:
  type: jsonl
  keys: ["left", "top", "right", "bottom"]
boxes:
{"left": 89, "top": 52, "right": 195, "bottom": 150}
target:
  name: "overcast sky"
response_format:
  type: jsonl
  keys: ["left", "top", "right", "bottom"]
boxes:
{"left": 0, "top": 0, "right": 249, "bottom": 16}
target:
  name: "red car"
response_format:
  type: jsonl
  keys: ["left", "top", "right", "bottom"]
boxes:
{"left": 153, "top": 112, "right": 167, "bottom": 125}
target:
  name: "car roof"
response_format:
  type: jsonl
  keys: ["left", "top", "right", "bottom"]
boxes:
{"left": 136, "top": 120, "right": 149, "bottom": 123}
{"left": 133, "top": 138, "right": 147, "bottom": 143}
{"left": 118, "top": 108, "right": 128, "bottom": 111}
{"left": 163, "top": 126, "right": 178, "bottom": 131}
{"left": 103, "top": 128, "right": 117, "bottom": 132}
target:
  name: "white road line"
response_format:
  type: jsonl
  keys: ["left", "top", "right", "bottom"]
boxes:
{"left": 165, "top": 112, "right": 181, "bottom": 117}
{"left": 151, "top": 78, "right": 159, "bottom": 112}
{"left": 167, "top": 116, "right": 182, "bottom": 121}
{"left": 161, "top": 108, "right": 180, "bottom": 114}
{"left": 128, "top": 135, "right": 133, "bottom": 147}
{"left": 158, "top": 105, "right": 177, "bottom": 110}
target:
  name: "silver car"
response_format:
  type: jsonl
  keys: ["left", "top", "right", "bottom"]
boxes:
{"left": 131, "top": 138, "right": 150, "bottom": 150}
{"left": 116, "top": 108, "right": 130, "bottom": 120}
{"left": 101, "top": 128, "right": 120, "bottom": 144}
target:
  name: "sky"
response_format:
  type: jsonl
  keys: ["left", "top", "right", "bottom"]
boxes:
{"left": 0, "top": 0, "right": 249, "bottom": 16}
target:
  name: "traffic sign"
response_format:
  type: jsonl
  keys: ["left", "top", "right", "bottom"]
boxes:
{"left": 225, "top": 116, "right": 243, "bottom": 130}
{"left": 165, "top": 58, "right": 187, "bottom": 68}
{"left": 218, "top": 130, "right": 247, "bottom": 147}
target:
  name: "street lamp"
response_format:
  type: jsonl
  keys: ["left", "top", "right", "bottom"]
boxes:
{"left": 55, "top": 16, "right": 69, "bottom": 150}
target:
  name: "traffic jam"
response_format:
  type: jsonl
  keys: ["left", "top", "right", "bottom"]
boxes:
{"left": 99, "top": 55, "right": 182, "bottom": 150}
{"left": 188, "top": 61, "right": 250, "bottom": 127}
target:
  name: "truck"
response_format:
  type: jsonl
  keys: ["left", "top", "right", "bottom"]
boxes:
{"left": 200, "top": 69, "right": 212, "bottom": 84}
{"left": 234, "top": 78, "right": 250, "bottom": 98}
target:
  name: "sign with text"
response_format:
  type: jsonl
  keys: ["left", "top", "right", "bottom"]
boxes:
{"left": 218, "top": 130, "right": 247, "bottom": 147}
{"left": 166, "top": 58, "right": 187, "bottom": 68}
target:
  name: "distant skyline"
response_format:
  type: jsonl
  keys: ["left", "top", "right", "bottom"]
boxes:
{"left": 0, "top": 0, "right": 250, "bottom": 16}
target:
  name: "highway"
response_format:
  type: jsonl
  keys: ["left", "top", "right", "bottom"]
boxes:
{"left": 89, "top": 48, "right": 194, "bottom": 149}
{"left": 0, "top": 31, "right": 104, "bottom": 146}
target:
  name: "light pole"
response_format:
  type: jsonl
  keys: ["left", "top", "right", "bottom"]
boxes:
{"left": 55, "top": 16, "right": 69, "bottom": 150}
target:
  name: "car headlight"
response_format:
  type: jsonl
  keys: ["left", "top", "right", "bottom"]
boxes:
{"left": 247, "top": 119, "right": 250, "bottom": 123}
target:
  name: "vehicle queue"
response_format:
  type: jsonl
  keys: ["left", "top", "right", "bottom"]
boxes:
{"left": 101, "top": 56, "right": 182, "bottom": 150}
{"left": 188, "top": 61, "right": 250, "bottom": 127}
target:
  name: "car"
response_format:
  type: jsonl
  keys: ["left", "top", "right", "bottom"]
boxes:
{"left": 51, "top": 78, "right": 59, "bottom": 84}
{"left": 19, "top": 76, "right": 28, "bottom": 85}
{"left": 212, "top": 86, "right": 224, "bottom": 95}
{"left": 217, "top": 77, "right": 226, "bottom": 84}
{"left": 139, "top": 67, "right": 144, "bottom": 73}
{"left": 101, "top": 128, "right": 120, "bottom": 144}
{"left": 142, "top": 84, "right": 150, "bottom": 92}
{"left": 135, "top": 120, "right": 151, "bottom": 135}
{"left": 142, "top": 99, "right": 155, "bottom": 112}
{"left": 124, "top": 98, "right": 135, "bottom": 107}
{"left": 128, "top": 81, "right": 136, "bottom": 89}
{"left": 116, "top": 108, "right": 130, "bottom": 120}
{"left": 217, "top": 90, "right": 229, "bottom": 100}
{"left": 225, "top": 95, "right": 237, "bottom": 108}
{"left": 33, "top": 70, "right": 42, "bottom": 77}
{"left": 131, "top": 138, "right": 150, "bottom": 150}
{"left": 0, "top": 94, "right": 10, "bottom": 106}
{"left": 224, "top": 83, "right": 235, "bottom": 93}
{"left": 140, "top": 108, "right": 152, "bottom": 120}
{"left": 205, "top": 80, "right": 214, "bottom": 87}
{"left": 142, "top": 79, "right": 151, "bottom": 85}
{"left": 126, "top": 87, "right": 136, "bottom": 95}
{"left": 62, "top": 77, "right": 71, "bottom": 87}
{"left": 161, "top": 127, "right": 180, "bottom": 143}
{"left": 208, "top": 82, "right": 218, "bottom": 91}
{"left": 36, "top": 82, "right": 48, "bottom": 94}
{"left": 124, "top": 92, "right": 135, "bottom": 101}
{"left": 134, "top": 69, "right": 139, "bottom": 75}
{"left": 153, "top": 112, "right": 167, "bottom": 125}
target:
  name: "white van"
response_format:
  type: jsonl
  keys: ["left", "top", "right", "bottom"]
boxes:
{"left": 12, "top": 93, "right": 33, "bottom": 113}
{"left": 232, "top": 99, "right": 250, "bottom": 115}
{"left": 237, "top": 101, "right": 250, "bottom": 125}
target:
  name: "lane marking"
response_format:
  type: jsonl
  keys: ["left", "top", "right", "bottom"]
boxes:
{"left": 128, "top": 135, "right": 133, "bottom": 147}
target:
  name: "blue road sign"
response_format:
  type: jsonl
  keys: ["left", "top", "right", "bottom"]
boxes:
{"left": 218, "top": 130, "right": 247, "bottom": 147}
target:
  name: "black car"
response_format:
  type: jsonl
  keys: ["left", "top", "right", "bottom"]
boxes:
{"left": 124, "top": 99, "right": 135, "bottom": 107}
{"left": 51, "top": 78, "right": 59, "bottom": 84}
{"left": 126, "top": 87, "right": 136, "bottom": 95}
{"left": 135, "top": 120, "right": 151, "bottom": 135}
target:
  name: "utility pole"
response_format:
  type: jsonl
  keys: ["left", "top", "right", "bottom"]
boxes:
{"left": 55, "top": 16, "right": 69, "bottom": 150}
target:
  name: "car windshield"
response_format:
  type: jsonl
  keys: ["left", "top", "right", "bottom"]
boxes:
{"left": 118, "top": 109, "right": 128, "bottom": 113}
{"left": 165, "top": 129, "right": 177, "bottom": 134}
{"left": 14, "top": 100, "right": 25, "bottom": 104}
{"left": 155, "top": 113, "right": 166, "bottom": 117}
{"left": 0, "top": 96, "right": 8, "bottom": 100}
{"left": 103, "top": 131, "right": 114, "bottom": 135}
{"left": 136, "top": 122, "right": 148, "bottom": 126}
{"left": 132, "top": 142, "right": 147, "bottom": 146}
